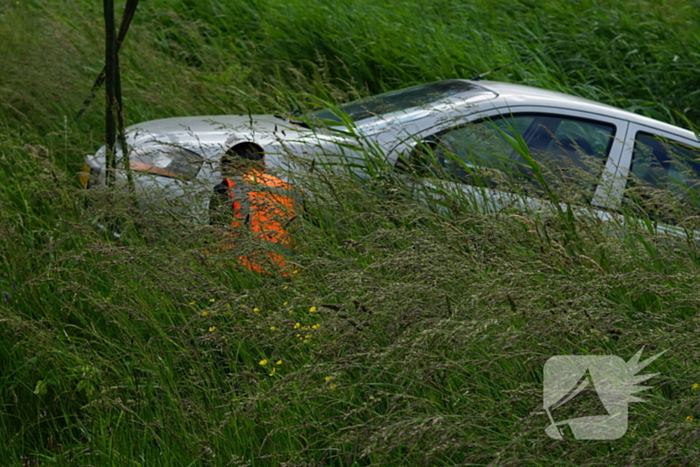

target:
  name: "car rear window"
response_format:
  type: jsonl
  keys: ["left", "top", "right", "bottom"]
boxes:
{"left": 624, "top": 132, "right": 700, "bottom": 222}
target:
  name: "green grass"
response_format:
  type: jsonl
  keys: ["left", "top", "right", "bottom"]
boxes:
{"left": 2, "top": 0, "right": 700, "bottom": 465}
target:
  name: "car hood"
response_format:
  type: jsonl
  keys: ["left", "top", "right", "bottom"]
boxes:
{"left": 125, "top": 114, "right": 294, "bottom": 148}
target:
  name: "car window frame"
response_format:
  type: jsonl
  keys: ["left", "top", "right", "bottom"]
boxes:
{"left": 397, "top": 105, "right": 627, "bottom": 209}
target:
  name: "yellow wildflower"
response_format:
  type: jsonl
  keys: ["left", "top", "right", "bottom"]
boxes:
{"left": 686, "top": 416, "right": 694, "bottom": 421}
{"left": 309, "top": 306, "right": 317, "bottom": 312}
{"left": 324, "top": 376, "right": 334, "bottom": 382}
{"left": 304, "top": 334, "right": 312, "bottom": 339}
{"left": 283, "top": 301, "right": 289, "bottom": 306}
{"left": 259, "top": 359, "right": 268, "bottom": 366}
{"left": 269, "top": 326, "right": 276, "bottom": 331}
{"left": 201, "top": 311, "right": 209, "bottom": 317}
{"left": 276, "top": 360, "right": 283, "bottom": 365}
{"left": 208, "top": 326, "right": 216, "bottom": 332}
{"left": 253, "top": 307, "right": 260, "bottom": 312}
{"left": 209, "top": 298, "right": 216, "bottom": 302}
{"left": 302, "top": 339, "right": 310, "bottom": 343}
{"left": 283, "top": 286, "right": 289, "bottom": 290}
{"left": 293, "top": 322, "right": 301, "bottom": 329}
{"left": 329, "top": 384, "right": 338, "bottom": 390}
{"left": 292, "top": 270, "right": 299, "bottom": 274}
{"left": 188, "top": 301, "right": 195, "bottom": 305}
{"left": 268, "top": 367, "right": 276, "bottom": 376}
{"left": 692, "top": 383, "right": 699, "bottom": 390}
{"left": 311, "top": 324, "right": 321, "bottom": 329}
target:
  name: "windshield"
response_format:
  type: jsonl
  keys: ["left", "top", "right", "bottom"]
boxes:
{"left": 306, "top": 80, "right": 486, "bottom": 126}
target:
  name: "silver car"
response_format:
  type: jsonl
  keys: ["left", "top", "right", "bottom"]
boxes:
{"left": 82, "top": 79, "right": 700, "bottom": 226}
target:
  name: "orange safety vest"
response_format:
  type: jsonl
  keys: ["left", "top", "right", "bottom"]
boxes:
{"left": 216, "top": 169, "right": 296, "bottom": 274}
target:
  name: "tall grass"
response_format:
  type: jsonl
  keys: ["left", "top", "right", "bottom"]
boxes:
{"left": 1, "top": 0, "right": 700, "bottom": 465}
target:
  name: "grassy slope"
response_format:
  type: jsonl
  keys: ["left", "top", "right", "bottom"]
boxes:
{"left": 1, "top": 0, "right": 700, "bottom": 465}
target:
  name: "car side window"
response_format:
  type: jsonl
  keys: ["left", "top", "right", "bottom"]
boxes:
{"left": 532, "top": 118, "right": 613, "bottom": 167}
{"left": 527, "top": 116, "right": 615, "bottom": 200}
{"left": 401, "top": 113, "right": 615, "bottom": 201}
{"left": 624, "top": 132, "right": 700, "bottom": 222}
{"left": 431, "top": 115, "right": 534, "bottom": 180}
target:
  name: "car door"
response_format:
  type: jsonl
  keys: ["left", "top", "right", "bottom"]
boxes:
{"left": 397, "top": 106, "right": 628, "bottom": 216}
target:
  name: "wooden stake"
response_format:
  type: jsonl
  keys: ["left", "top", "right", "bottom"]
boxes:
{"left": 78, "top": 0, "right": 139, "bottom": 120}
{"left": 104, "top": 0, "right": 117, "bottom": 186}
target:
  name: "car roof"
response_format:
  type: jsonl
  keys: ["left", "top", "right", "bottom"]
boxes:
{"left": 471, "top": 80, "right": 698, "bottom": 143}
